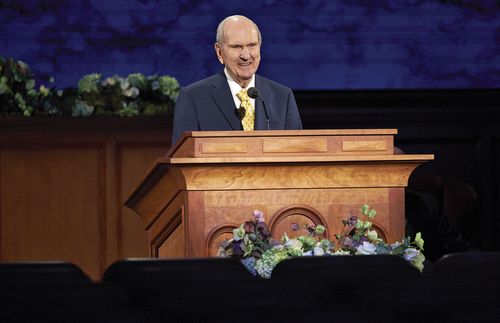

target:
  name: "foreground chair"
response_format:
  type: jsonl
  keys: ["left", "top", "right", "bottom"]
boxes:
{"left": 0, "top": 261, "right": 128, "bottom": 322}
{"left": 395, "top": 253, "right": 500, "bottom": 322}
{"left": 272, "top": 255, "right": 422, "bottom": 321}
{"left": 0, "top": 261, "right": 91, "bottom": 286}
{"left": 103, "top": 257, "right": 332, "bottom": 323}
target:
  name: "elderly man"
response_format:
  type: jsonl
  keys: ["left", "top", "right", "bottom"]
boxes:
{"left": 171, "top": 15, "right": 303, "bottom": 144}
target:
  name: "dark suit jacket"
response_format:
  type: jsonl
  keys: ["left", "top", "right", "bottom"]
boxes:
{"left": 171, "top": 70, "right": 303, "bottom": 144}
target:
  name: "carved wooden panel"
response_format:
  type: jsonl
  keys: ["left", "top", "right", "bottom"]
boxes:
{"left": 268, "top": 206, "right": 328, "bottom": 239}
{"left": 206, "top": 225, "right": 237, "bottom": 257}
{"left": 201, "top": 187, "right": 402, "bottom": 257}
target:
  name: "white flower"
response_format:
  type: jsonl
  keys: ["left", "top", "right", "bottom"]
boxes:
{"left": 390, "top": 241, "right": 402, "bottom": 249}
{"left": 333, "top": 249, "right": 351, "bottom": 255}
{"left": 367, "top": 230, "right": 379, "bottom": 242}
{"left": 102, "top": 77, "right": 116, "bottom": 86}
{"left": 284, "top": 238, "right": 303, "bottom": 251}
{"left": 151, "top": 80, "right": 160, "bottom": 91}
{"left": 273, "top": 244, "right": 285, "bottom": 251}
{"left": 313, "top": 246, "right": 325, "bottom": 256}
{"left": 232, "top": 225, "right": 245, "bottom": 241}
{"left": 355, "top": 241, "right": 377, "bottom": 255}
{"left": 119, "top": 78, "right": 130, "bottom": 90}
{"left": 124, "top": 86, "right": 140, "bottom": 98}
{"left": 39, "top": 84, "right": 49, "bottom": 96}
{"left": 72, "top": 100, "right": 94, "bottom": 117}
{"left": 403, "top": 248, "right": 420, "bottom": 262}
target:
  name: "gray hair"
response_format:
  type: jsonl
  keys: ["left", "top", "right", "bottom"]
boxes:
{"left": 215, "top": 15, "right": 262, "bottom": 45}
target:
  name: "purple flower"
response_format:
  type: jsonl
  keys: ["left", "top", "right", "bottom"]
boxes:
{"left": 403, "top": 248, "right": 419, "bottom": 262}
{"left": 290, "top": 223, "right": 300, "bottom": 231}
{"left": 231, "top": 241, "right": 243, "bottom": 257}
{"left": 347, "top": 216, "right": 358, "bottom": 227}
{"left": 341, "top": 236, "right": 361, "bottom": 249}
{"left": 253, "top": 210, "right": 265, "bottom": 222}
{"left": 256, "top": 221, "right": 267, "bottom": 231}
{"left": 256, "top": 222, "right": 270, "bottom": 239}
{"left": 240, "top": 257, "right": 257, "bottom": 276}
{"left": 306, "top": 225, "right": 316, "bottom": 235}
{"left": 243, "top": 221, "right": 255, "bottom": 233}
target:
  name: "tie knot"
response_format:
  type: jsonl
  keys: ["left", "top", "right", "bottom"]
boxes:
{"left": 236, "top": 89, "right": 249, "bottom": 101}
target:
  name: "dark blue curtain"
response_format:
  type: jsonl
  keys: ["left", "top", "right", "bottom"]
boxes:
{"left": 1, "top": 0, "right": 498, "bottom": 89}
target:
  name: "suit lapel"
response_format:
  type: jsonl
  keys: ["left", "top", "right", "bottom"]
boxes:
{"left": 211, "top": 71, "right": 242, "bottom": 130}
{"left": 254, "top": 75, "right": 269, "bottom": 130}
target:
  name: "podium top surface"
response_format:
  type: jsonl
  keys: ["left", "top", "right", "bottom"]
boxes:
{"left": 180, "top": 129, "right": 397, "bottom": 138}
{"left": 167, "top": 129, "right": 405, "bottom": 159}
{"left": 170, "top": 129, "right": 397, "bottom": 152}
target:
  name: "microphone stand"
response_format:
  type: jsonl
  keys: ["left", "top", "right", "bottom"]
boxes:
{"left": 247, "top": 87, "right": 270, "bottom": 130}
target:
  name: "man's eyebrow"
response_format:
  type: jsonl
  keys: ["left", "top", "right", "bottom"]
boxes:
{"left": 227, "top": 42, "right": 258, "bottom": 47}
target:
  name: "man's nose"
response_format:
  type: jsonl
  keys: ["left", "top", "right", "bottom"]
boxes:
{"left": 240, "top": 48, "right": 250, "bottom": 59}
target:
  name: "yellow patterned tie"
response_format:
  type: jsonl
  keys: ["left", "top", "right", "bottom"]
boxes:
{"left": 236, "top": 89, "right": 254, "bottom": 131}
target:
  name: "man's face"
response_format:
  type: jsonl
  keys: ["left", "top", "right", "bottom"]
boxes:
{"left": 215, "top": 19, "right": 261, "bottom": 88}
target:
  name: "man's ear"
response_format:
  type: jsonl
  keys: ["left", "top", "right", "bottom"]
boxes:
{"left": 214, "top": 43, "right": 224, "bottom": 65}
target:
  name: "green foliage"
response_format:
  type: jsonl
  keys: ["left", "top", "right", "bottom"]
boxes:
{"left": 0, "top": 57, "right": 62, "bottom": 116}
{"left": 0, "top": 57, "right": 180, "bottom": 117}
{"left": 75, "top": 73, "right": 180, "bottom": 117}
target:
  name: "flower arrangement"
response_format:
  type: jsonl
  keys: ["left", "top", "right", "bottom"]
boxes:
{"left": 0, "top": 57, "right": 62, "bottom": 116}
{"left": 0, "top": 56, "right": 180, "bottom": 117}
{"left": 74, "top": 73, "right": 180, "bottom": 117}
{"left": 218, "top": 205, "right": 425, "bottom": 278}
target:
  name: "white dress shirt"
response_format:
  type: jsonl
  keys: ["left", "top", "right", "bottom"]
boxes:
{"left": 224, "top": 68, "right": 256, "bottom": 111}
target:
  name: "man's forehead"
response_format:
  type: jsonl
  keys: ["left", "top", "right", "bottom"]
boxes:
{"left": 224, "top": 27, "right": 259, "bottom": 42}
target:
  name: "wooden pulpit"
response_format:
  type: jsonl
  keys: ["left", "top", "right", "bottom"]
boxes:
{"left": 125, "top": 129, "right": 433, "bottom": 258}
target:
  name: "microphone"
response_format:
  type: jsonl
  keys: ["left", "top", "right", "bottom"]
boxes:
{"left": 247, "top": 87, "right": 270, "bottom": 130}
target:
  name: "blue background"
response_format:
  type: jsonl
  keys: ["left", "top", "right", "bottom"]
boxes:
{"left": 1, "top": 0, "right": 499, "bottom": 90}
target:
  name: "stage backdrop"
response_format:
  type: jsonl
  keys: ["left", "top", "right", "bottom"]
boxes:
{"left": 1, "top": 0, "right": 498, "bottom": 90}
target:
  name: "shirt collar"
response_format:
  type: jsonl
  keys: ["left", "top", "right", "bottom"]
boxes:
{"left": 224, "top": 68, "right": 255, "bottom": 95}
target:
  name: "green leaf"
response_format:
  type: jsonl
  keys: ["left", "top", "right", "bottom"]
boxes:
{"left": 0, "top": 77, "right": 11, "bottom": 95}
{"left": 363, "top": 221, "right": 372, "bottom": 230}
{"left": 415, "top": 232, "right": 425, "bottom": 250}
{"left": 78, "top": 73, "right": 101, "bottom": 93}
{"left": 25, "top": 79, "right": 35, "bottom": 90}
{"left": 315, "top": 225, "right": 326, "bottom": 234}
